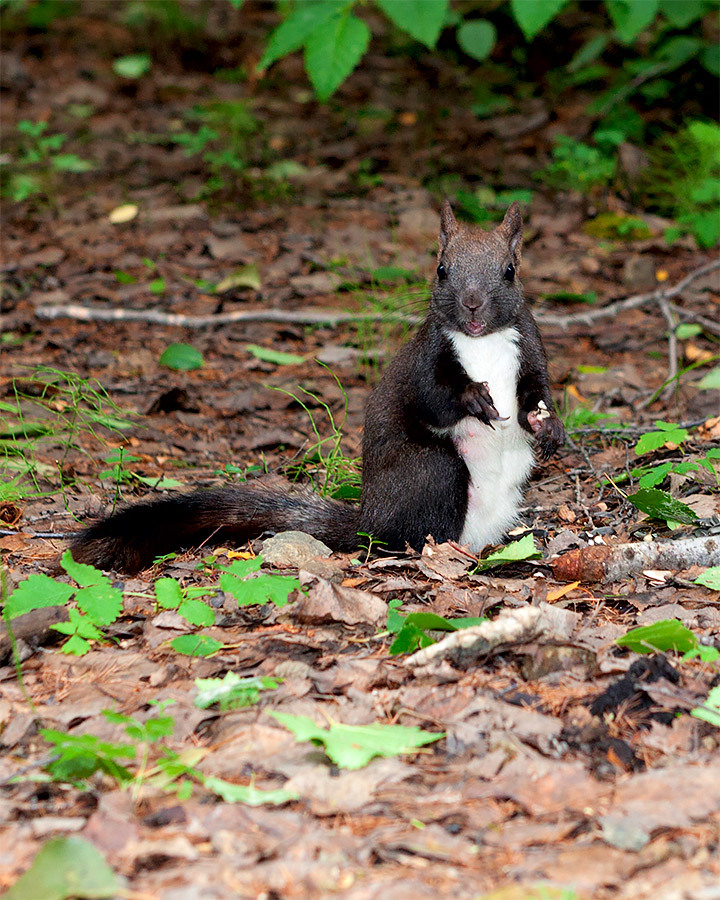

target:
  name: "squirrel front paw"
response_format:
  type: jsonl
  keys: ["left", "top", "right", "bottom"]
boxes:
{"left": 462, "top": 381, "right": 505, "bottom": 428}
{"left": 527, "top": 401, "right": 565, "bottom": 460}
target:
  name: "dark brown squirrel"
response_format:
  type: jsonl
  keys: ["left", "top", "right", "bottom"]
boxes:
{"left": 70, "top": 201, "right": 565, "bottom": 574}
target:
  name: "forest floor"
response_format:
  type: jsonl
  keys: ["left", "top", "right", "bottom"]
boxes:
{"left": 2, "top": 6, "right": 720, "bottom": 899}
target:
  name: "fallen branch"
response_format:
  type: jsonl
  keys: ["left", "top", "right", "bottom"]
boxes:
{"left": 534, "top": 259, "right": 720, "bottom": 328}
{"left": 405, "top": 602, "right": 580, "bottom": 669}
{"left": 550, "top": 535, "right": 720, "bottom": 583}
{"left": 33, "top": 260, "right": 719, "bottom": 330}
{"left": 33, "top": 303, "right": 421, "bottom": 328}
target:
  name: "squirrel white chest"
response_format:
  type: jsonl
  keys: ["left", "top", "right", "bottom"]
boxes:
{"left": 447, "top": 327, "right": 534, "bottom": 551}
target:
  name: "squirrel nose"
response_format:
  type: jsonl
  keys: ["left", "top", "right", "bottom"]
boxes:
{"left": 461, "top": 293, "right": 487, "bottom": 313}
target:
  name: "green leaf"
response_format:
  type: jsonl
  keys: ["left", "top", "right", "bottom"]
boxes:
{"left": 220, "top": 572, "right": 298, "bottom": 607}
{"left": 159, "top": 343, "right": 204, "bottom": 371}
{"left": 690, "top": 209, "right": 720, "bottom": 248}
{"left": 60, "top": 550, "right": 108, "bottom": 587}
{"left": 457, "top": 19, "right": 496, "bottom": 61}
{"left": 195, "top": 672, "right": 280, "bottom": 710}
{"left": 635, "top": 461, "right": 674, "bottom": 488}
{"left": 659, "top": 0, "right": 706, "bottom": 28}
{"left": 626, "top": 488, "right": 698, "bottom": 525}
{"left": 634, "top": 422, "right": 689, "bottom": 454}
{"left": 691, "top": 685, "right": 720, "bottom": 728}
{"left": 269, "top": 712, "right": 445, "bottom": 769}
{"left": 304, "top": 13, "right": 371, "bottom": 102}
{"left": 696, "top": 567, "right": 720, "bottom": 591}
{"left": 244, "top": 344, "right": 306, "bottom": 365}
{"left": 113, "top": 53, "right": 152, "bottom": 78}
{"left": 702, "top": 43, "right": 720, "bottom": 77}
{"left": 74, "top": 584, "right": 123, "bottom": 626}
{"left": 41, "top": 728, "right": 135, "bottom": 783}
{"left": 203, "top": 775, "right": 298, "bottom": 805}
{"left": 5, "top": 574, "right": 74, "bottom": 620}
{"left": 171, "top": 634, "right": 224, "bottom": 657}
{"left": 51, "top": 154, "right": 93, "bottom": 173}
{"left": 477, "top": 533, "right": 541, "bottom": 570}
{"left": 215, "top": 264, "right": 261, "bottom": 292}
{"left": 386, "top": 597, "right": 405, "bottom": 634}
{"left": 376, "top": 0, "right": 448, "bottom": 48}
{"left": 2, "top": 835, "right": 122, "bottom": 900}
{"left": 258, "top": 1, "right": 350, "bottom": 70}
{"left": 510, "top": 0, "right": 569, "bottom": 40}
{"left": 567, "top": 33, "right": 610, "bottom": 72}
{"left": 220, "top": 557, "right": 263, "bottom": 577}
{"left": 389, "top": 621, "right": 436, "bottom": 655}
{"left": 177, "top": 598, "right": 215, "bottom": 627}
{"left": 155, "top": 577, "right": 183, "bottom": 609}
{"left": 606, "top": 0, "right": 659, "bottom": 44}
{"left": 698, "top": 366, "right": 720, "bottom": 391}
{"left": 149, "top": 278, "right": 166, "bottom": 295}
{"left": 616, "top": 619, "right": 698, "bottom": 654}
{"left": 675, "top": 323, "right": 702, "bottom": 339}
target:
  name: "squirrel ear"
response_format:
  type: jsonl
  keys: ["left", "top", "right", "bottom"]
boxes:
{"left": 499, "top": 202, "right": 523, "bottom": 259}
{"left": 439, "top": 200, "right": 458, "bottom": 249}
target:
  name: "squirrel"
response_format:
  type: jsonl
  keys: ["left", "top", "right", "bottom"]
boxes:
{"left": 70, "top": 201, "right": 565, "bottom": 574}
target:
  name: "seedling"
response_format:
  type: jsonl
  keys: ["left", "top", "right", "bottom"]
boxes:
{"left": 2, "top": 119, "right": 93, "bottom": 202}
{"left": 386, "top": 600, "right": 487, "bottom": 655}
{"left": 475, "top": 533, "right": 542, "bottom": 571}
{"left": 194, "top": 672, "right": 280, "bottom": 710}
{"left": 617, "top": 619, "right": 719, "bottom": 664}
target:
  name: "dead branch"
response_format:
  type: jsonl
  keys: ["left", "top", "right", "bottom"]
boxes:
{"left": 405, "top": 602, "right": 580, "bottom": 670}
{"left": 534, "top": 259, "right": 720, "bottom": 328}
{"left": 33, "top": 303, "right": 421, "bottom": 328}
{"left": 33, "top": 260, "right": 719, "bottom": 331}
{"left": 550, "top": 535, "right": 720, "bottom": 583}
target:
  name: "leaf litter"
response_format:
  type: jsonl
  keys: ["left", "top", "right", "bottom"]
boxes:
{"left": 2, "top": 8, "right": 720, "bottom": 900}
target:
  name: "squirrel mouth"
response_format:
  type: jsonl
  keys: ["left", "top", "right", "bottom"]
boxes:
{"left": 465, "top": 320, "right": 484, "bottom": 336}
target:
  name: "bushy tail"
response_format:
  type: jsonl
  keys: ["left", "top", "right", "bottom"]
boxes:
{"left": 70, "top": 480, "right": 361, "bottom": 574}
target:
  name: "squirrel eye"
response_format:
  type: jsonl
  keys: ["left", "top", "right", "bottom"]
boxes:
{"left": 504, "top": 263, "right": 515, "bottom": 282}
{"left": 437, "top": 263, "right": 447, "bottom": 280}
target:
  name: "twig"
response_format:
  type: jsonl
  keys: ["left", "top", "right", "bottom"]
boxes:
{"left": 667, "top": 302, "right": 720, "bottom": 337}
{"left": 32, "top": 260, "right": 720, "bottom": 330}
{"left": 534, "top": 259, "right": 720, "bottom": 328}
{"left": 34, "top": 304, "right": 421, "bottom": 327}
{"left": 657, "top": 296, "right": 678, "bottom": 400}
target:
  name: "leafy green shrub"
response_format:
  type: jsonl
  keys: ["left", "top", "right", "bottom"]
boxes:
{"left": 643, "top": 120, "right": 720, "bottom": 248}
{"left": 538, "top": 136, "right": 616, "bottom": 195}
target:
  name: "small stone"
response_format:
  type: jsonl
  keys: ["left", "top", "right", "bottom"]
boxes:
{"left": 260, "top": 531, "right": 332, "bottom": 568}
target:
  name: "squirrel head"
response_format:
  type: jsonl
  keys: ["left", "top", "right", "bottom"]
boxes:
{"left": 432, "top": 201, "right": 524, "bottom": 337}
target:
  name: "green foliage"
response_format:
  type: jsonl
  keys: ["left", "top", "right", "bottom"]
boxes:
{"left": 456, "top": 19, "right": 496, "bottom": 61}
{"left": 155, "top": 577, "right": 216, "bottom": 627}
{"left": 511, "top": 0, "right": 569, "bottom": 41}
{"left": 634, "top": 421, "right": 690, "bottom": 455}
{"left": 2, "top": 836, "right": 121, "bottom": 900}
{"left": 454, "top": 186, "right": 533, "bottom": 225}
{"left": 538, "top": 136, "right": 616, "bottom": 194}
{"left": 218, "top": 558, "right": 298, "bottom": 608}
{"left": 5, "top": 551, "right": 123, "bottom": 656}
{"left": 275, "top": 370, "right": 361, "bottom": 500}
{"left": 644, "top": 121, "right": 720, "bottom": 249}
{"left": 698, "top": 367, "right": 720, "bottom": 390}
{"left": 245, "top": 344, "right": 306, "bottom": 365}
{"left": 194, "top": 672, "right": 280, "bottom": 710}
{"left": 695, "top": 567, "right": 720, "bottom": 591}
{"left": 616, "top": 619, "right": 699, "bottom": 654}
{"left": 170, "top": 633, "right": 224, "bottom": 657}
{"left": 626, "top": 487, "right": 698, "bottom": 526}
{"left": 631, "top": 450, "right": 719, "bottom": 489}
{"left": 202, "top": 776, "right": 297, "bottom": 805}
{"left": 159, "top": 342, "right": 204, "bottom": 371}
{"left": 99, "top": 448, "right": 184, "bottom": 497}
{"left": 0, "top": 367, "right": 134, "bottom": 501}
{"left": 2, "top": 119, "right": 93, "bottom": 202}
{"left": 582, "top": 213, "right": 651, "bottom": 240}
{"left": 269, "top": 711, "right": 444, "bottom": 769}
{"left": 692, "top": 685, "right": 720, "bottom": 728}
{"left": 476, "top": 534, "right": 542, "bottom": 571}
{"left": 112, "top": 53, "right": 151, "bottom": 79}
{"left": 386, "top": 600, "right": 486, "bottom": 655}
{"left": 40, "top": 728, "right": 135, "bottom": 784}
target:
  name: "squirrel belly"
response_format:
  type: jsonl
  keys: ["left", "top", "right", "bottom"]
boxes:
{"left": 447, "top": 327, "right": 535, "bottom": 551}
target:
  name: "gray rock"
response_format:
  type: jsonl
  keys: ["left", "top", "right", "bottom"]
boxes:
{"left": 261, "top": 531, "right": 333, "bottom": 568}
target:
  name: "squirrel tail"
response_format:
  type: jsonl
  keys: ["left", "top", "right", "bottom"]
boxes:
{"left": 69, "top": 480, "right": 362, "bottom": 574}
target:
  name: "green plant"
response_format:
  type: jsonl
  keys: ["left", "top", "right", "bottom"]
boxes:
{"left": 692, "top": 685, "right": 720, "bottom": 727}
{"left": 626, "top": 487, "right": 698, "bottom": 527}
{"left": 1, "top": 119, "right": 92, "bottom": 202}
{"left": 644, "top": 120, "right": 720, "bottom": 248}
{"left": 386, "top": 599, "right": 486, "bottom": 655}
{"left": 696, "top": 567, "right": 720, "bottom": 591}
{"left": 194, "top": 672, "right": 280, "bottom": 710}
{"left": 0, "top": 367, "right": 135, "bottom": 502}
{"left": 617, "top": 619, "right": 719, "bottom": 663}
{"left": 154, "top": 577, "right": 216, "bottom": 627}
{"left": 537, "top": 135, "right": 616, "bottom": 194}
{"left": 159, "top": 342, "right": 205, "bottom": 371}
{"left": 475, "top": 533, "right": 542, "bottom": 571}
{"left": 631, "top": 449, "right": 720, "bottom": 490}
{"left": 216, "top": 557, "right": 299, "bottom": 607}
{"left": 269, "top": 711, "right": 445, "bottom": 769}
{"left": 274, "top": 370, "right": 361, "bottom": 500}
{"left": 99, "top": 448, "right": 184, "bottom": 503}
{"left": 5, "top": 551, "right": 123, "bottom": 655}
